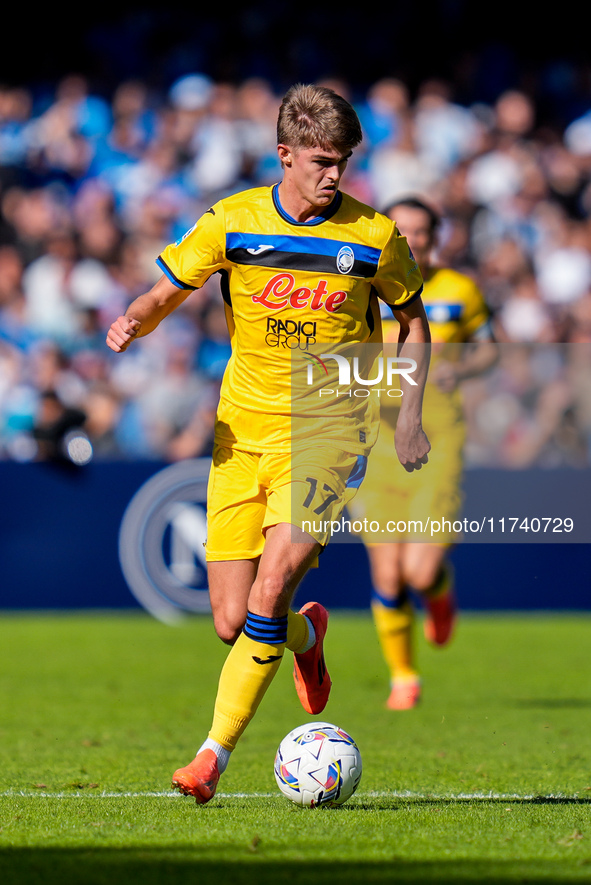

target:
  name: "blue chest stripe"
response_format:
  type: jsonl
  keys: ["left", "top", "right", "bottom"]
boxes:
{"left": 226, "top": 232, "right": 381, "bottom": 266}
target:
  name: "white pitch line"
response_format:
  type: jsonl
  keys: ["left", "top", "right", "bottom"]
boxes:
{"left": 0, "top": 790, "right": 584, "bottom": 800}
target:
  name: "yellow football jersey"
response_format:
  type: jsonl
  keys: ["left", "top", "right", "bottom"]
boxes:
{"left": 382, "top": 265, "right": 490, "bottom": 346}
{"left": 352, "top": 267, "right": 491, "bottom": 540}
{"left": 157, "top": 185, "right": 423, "bottom": 453}
{"left": 380, "top": 265, "right": 491, "bottom": 425}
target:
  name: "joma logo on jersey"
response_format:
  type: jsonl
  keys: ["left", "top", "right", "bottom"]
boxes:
{"left": 252, "top": 273, "right": 348, "bottom": 313}
{"left": 265, "top": 317, "right": 317, "bottom": 350}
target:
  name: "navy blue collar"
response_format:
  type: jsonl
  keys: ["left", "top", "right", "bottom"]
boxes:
{"left": 272, "top": 183, "right": 342, "bottom": 226}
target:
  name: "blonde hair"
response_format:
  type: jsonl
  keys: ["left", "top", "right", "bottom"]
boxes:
{"left": 277, "top": 83, "right": 362, "bottom": 154}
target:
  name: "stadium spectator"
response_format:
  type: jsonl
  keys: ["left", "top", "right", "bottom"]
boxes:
{"left": 0, "top": 67, "right": 590, "bottom": 468}
{"left": 31, "top": 388, "right": 87, "bottom": 464}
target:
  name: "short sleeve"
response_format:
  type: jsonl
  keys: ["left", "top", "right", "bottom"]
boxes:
{"left": 156, "top": 203, "right": 229, "bottom": 290}
{"left": 373, "top": 225, "right": 424, "bottom": 309}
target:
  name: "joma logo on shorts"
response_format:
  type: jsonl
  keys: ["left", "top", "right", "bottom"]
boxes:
{"left": 252, "top": 273, "right": 348, "bottom": 312}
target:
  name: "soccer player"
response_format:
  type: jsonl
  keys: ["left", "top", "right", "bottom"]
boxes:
{"left": 350, "top": 197, "right": 497, "bottom": 710}
{"left": 106, "top": 84, "right": 431, "bottom": 803}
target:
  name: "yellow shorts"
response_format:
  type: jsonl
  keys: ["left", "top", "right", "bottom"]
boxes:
{"left": 205, "top": 443, "right": 368, "bottom": 560}
{"left": 349, "top": 417, "right": 465, "bottom": 545}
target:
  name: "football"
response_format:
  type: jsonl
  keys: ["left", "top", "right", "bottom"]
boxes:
{"left": 274, "top": 721, "right": 362, "bottom": 807}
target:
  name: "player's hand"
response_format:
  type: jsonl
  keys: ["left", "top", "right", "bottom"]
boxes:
{"left": 394, "top": 423, "right": 431, "bottom": 473}
{"left": 106, "top": 316, "right": 141, "bottom": 353}
{"left": 431, "top": 359, "right": 459, "bottom": 393}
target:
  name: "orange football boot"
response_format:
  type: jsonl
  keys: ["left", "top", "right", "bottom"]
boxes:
{"left": 293, "top": 602, "right": 332, "bottom": 715}
{"left": 424, "top": 589, "right": 457, "bottom": 646}
{"left": 386, "top": 675, "right": 421, "bottom": 710}
{"left": 171, "top": 749, "right": 220, "bottom": 805}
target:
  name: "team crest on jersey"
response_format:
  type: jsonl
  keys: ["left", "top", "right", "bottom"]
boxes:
{"left": 336, "top": 245, "right": 355, "bottom": 274}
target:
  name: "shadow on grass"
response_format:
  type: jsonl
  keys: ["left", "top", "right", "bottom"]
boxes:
{"left": 210, "top": 797, "right": 591, "bottom": 814}
{"left": 0, "top": 850, "right": 589, "bottom": 885}
{"left": 513, "top": 698, "right": 591, "bottom": 709}
{"left": 343, "top": 797, "right": 591, "bottom": 811}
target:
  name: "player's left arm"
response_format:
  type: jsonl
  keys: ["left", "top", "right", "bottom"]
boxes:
{"left": 390, "top": 297, "right": 432, "bottom": 472}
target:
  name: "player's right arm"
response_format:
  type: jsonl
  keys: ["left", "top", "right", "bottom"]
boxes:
{"left": 106, "top": 275, "right": 192, "bottom": 353}
{"left": 107, "top": 202, "right": 228, "bottom": 354}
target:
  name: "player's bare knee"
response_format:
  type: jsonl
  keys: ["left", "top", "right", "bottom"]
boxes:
{"left": 212, "top": 614, "right": 243, "bottom": 646}
{"left": 370, "top": 562, "right": 404, "bottom": 598}
{"left": 250, "top": 573, "right": 291, "bottom": 613}
{"left": 404, "top": 564, "right": 441, "bottom": 594}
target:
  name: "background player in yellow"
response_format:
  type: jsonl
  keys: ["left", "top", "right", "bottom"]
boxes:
{"left": 350, "top": 197, "right": 497, "bottom": 710}
{"left": 106, "top": 85, "right": 431, "bottom": 804}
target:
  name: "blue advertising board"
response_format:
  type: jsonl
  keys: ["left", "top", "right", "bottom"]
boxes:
{"left": 0, "top": 460, "right": 588, "bottom": 618}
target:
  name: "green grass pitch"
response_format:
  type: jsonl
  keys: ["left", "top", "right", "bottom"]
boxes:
{"left": 0, "top": 608, "right": 590, "bottom": 884}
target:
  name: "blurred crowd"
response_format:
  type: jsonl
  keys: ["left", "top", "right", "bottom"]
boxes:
{"left": 1, "top": 71, "right": 591, "bottom": 467}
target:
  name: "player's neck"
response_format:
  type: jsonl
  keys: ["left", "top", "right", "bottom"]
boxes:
{"left": 276, "top": 180, "right": 334, "bottom": 223}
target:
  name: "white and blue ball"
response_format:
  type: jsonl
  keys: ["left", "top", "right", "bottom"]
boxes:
{"left": 274, "top": 721, "right": 362, "bottom": 807}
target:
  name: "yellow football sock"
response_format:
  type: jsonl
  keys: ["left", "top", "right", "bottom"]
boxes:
{"left": 372, "top": 594, "right": 416, "bottom": 681}
{"left": 209, "top": 613, "right": 286, "bottom": 751}
{"left": 286, "top": 609, "right": 310, "bottom": 653}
